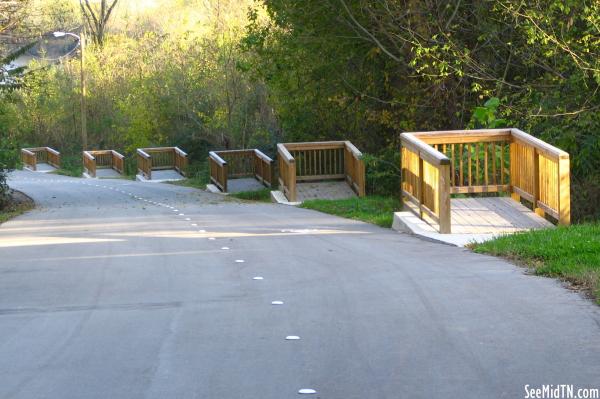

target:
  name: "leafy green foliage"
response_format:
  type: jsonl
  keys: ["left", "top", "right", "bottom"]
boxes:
{"left": 468, "top": 98, "right": 509, "bottom": 129}
{"left": 5, "top": 1, "right": 277, "bottom": 164}
{"left": 244, "top": 0, "right": 600, "bottom": 220}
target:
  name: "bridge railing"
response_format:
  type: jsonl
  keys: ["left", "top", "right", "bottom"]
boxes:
{"left": 400, "top": 128, "right": 570, "bottom": 233}
{"left": 21, "top": 147, "right": 61, "bottom": 171}
{"left": 137, "top": 147, "right": 188, "bottom": 180}
{"left": 83, "top": 150, "right": 125, "bottom": 178}
{"left": 277, "top": 141, "right": 366, "bottom": 202}
{"left": 209, "top": 149, "right": 274, "bottom": 193}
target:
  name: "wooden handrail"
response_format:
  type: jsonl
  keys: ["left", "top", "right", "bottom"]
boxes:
{"left": 137, "top": 149, "right": 151, "bottom": 158}
{"left": 136, "top": 149, "right": 152, "bottom": 180}
{"left": 277, "top": 144, "right": 295, "bottom": 162}
{"left": 400, "top": 133, "right": 451, "bottom": 233}
{"left": 209, "top": 151, "right": 227, "bottom": 166}
{"left": 401, "top": 128, "right": 571, "bottom": 233}
{"left": 510, "top": 128, "right": 568, "bottom": 160}
{"left": 400, "top": 134, "right": 451, "bottom": 166}
{"left": 343, "top": 141, "right": 366, "bottom": 197}
{"left": 21, "top": 149, "right": 37, "bottom": 171}
{"left": 277, "top": 144, "right": 296, "bottom": 201}
{"left": 209, "top": 151, "right": 228, "bottom": 192}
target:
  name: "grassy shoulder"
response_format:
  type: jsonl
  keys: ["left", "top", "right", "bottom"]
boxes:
{"left": 0, "top": 190, "right": 34, "bottom": 225}
{"left": 300, "top": 195, "right": 402, "bottom": 228}
{"left": 169, "top": 163, "right": 209, "bottom": 190}
{"left": 230, "top": 188, "right": 272, "bottom": 202}
{"left": 473, "top": 223, "right": 600, "bottom": 302}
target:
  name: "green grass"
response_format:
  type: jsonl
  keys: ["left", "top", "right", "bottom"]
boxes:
{"left": 53, "top": 155, "right": 83, "bottom": 177}
{"left": 473, "top": 223, "right": 600, "bottom": 302}
{"left": 169, "top": 162, "right": 209, "bottom": 189}
{"left": 230, "top": 188, "right": 272, "bottom": 202}
{"left": 300, "top": 195, "right": 402, "bottom": 228}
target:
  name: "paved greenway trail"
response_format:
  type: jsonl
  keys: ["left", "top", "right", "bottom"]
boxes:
{"left": 1, "top": 171, "right": 599, "bottom": 399}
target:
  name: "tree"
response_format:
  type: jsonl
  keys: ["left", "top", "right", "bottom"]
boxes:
{"left": 79, "top": 0, "right": 118, "bottom": 46}
{"left": 0, "top": 0, "right": 29, "bottom": 34}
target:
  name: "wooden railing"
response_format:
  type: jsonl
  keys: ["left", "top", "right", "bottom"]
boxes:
{"left": 21, "top": 147, "right": 61, "bottom": 171}
{"left": 136, "top": 147, "right": 188, "bottom": 180}
{"left": 208, "top": 149, "right": 274, "bottom": 193}
{"left": 83, "top": 150, "right": 125, "bottom": 178}
{"left": 137, "top": 149, "right": 152, "bottom": 179}
{"left": 400, "top": 128, "right": 570, "bottom": 233}
{"left": 277, "top": 141, "right": 366, "bottom": 202}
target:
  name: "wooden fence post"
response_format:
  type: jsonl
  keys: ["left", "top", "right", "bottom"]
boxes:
{"left": 438, "top": 163, "right": 451, "bottom": 234}
{"left": 558, "top": 156, "right": 571, "bottom": 225}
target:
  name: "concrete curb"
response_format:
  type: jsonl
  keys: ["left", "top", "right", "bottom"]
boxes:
{"left": 270, "top": 190, "right": 301, "bottom": 206}
{"left": 391, "top": 211, "right": 498, "bottom": 247}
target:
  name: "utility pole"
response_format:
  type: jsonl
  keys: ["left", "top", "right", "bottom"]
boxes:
{"left": 80, "top": 31, "right": 87, "bottom": 150}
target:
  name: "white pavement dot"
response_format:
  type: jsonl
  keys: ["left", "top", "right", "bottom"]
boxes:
{"left": 179, "top": 213, "right": 185, "bottom": 216}
{"left": 173, "top": 210, "right": 179, "bottom": 212}
{"left": 285, "top": 336, "right": 300, "bottom": 340}
{"left": 198, "top": 229, "right": 206, "bottom": 233}
{"left": 221, "top": 247, "right": 230, "bottom": 250}
{"left": 185, "top": 218, "right": 191, "bottom": 221}
{"left": 271, "top": 301, "right": 284, "bottom": 305}
{"left": 235, "top": 260, "right": 245, "bottom": 263}
{"left": 252, "top": 276, "right": 264, "bottom": 280}
{"left": 208, "top": 237, "right": 216, "bottom": 240}
{"left": 298, "top": 389, "right": 316, "bottom": 395}
{"left": 191, "top": 223, "right": 198, "bottom": 226}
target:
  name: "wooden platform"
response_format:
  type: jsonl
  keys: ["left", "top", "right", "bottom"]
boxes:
{"left": 405, "top": 196, "right": 553, "bottom": 235}
{"left": 296, "top": 181, "right": 357, "bottom": 202}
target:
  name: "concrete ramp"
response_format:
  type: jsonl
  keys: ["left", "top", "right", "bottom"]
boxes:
{"left": 296, "top": 181, "right": 357, "bottom": 201}
{"left": 25, "top": 163, "right": 57, "bottom": 173}
{"left": 394, "top": 196, "right": 554, "bottom": 246}
{"left": 84, "top": 168, "right": 123, "bottom": 179}
{"left": 272, "top": 180, "right": 357, "bottom": 205}
{"left": 136, "top": 169, "right": 185, "bottom": 183}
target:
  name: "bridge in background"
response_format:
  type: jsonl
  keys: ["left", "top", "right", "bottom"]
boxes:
{"left": 83, "top": 150, "right": 125, "bottom": 178}
{"left": 136, "top": 147, "right": 188, "bottom": 182}
{"left": 21, "top": 147, "right": 61, "bottom": 173}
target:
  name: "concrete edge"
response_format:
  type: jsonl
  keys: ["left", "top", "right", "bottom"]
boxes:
{"left": 206, "top": 184, "right": 228, "bottom": 195}
{"left": 270, "top": 190, "right": 301, "bottom": 206}
{"left": 391, "top": 211, "right": 497, "bottom": 247}
{"left": 135, "top": 174, "right": 185, "bottom": 183}
{"left": 24, "top": 166, "right": 56, "bottom": 174}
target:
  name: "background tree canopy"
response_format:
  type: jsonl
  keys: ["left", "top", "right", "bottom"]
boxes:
{"left": 0, "top": 0, "right": 598, "bottom": 220}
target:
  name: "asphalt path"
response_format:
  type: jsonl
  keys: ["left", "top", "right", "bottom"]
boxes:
{"left": 1, "top": 170, "right": 599, "bottom": 399}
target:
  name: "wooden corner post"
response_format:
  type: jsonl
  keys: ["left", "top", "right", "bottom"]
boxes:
{"left": 558, "top": 156, "right": 570, "bottom": 225}
{"left": 438, "top": 162, "right": 451, "bottom": 234}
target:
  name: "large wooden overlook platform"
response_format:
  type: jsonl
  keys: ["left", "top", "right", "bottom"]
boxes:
{"left": 400, "top": 128, "right": 569, "bottom": 235}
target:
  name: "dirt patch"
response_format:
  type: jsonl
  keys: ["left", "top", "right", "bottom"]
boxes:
{"left": 0, "top": 190, "right": 35, "bottom": 224}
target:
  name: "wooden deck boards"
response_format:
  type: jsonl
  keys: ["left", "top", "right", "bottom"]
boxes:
{"left": 405, "top": 196, "right": 553, "bottom": 234}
